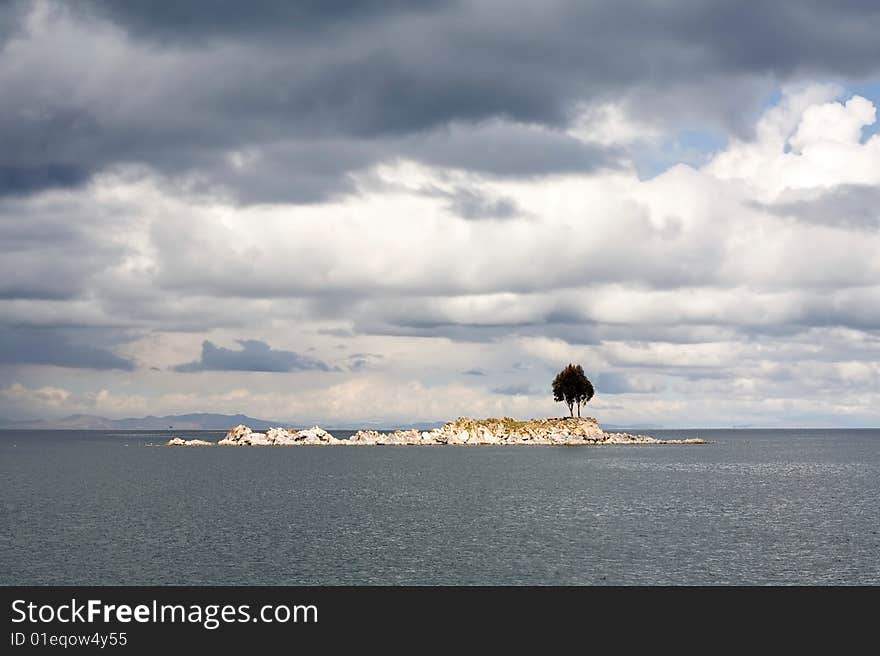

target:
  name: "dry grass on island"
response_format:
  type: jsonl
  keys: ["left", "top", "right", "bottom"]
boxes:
{"left": 167, "top": 416, "right": 705, "bottom": 446}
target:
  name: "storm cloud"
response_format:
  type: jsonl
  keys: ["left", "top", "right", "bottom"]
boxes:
{"left": 2, "top": 2, "right": 880, "bottom": 426}
{"left": 2, "top": 1, "right": 880, "bottom": 201}
{"left": 0, "top": 326, "right": 134, "bottom": 370}
{"left": 761, "top": 184, "right": 880, "bottom": 230}
{"left": 174, "top": 340, "right": 335, "bottom": 373}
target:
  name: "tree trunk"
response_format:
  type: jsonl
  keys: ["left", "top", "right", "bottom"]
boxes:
{"left": 568, "top": 402, "right": 573, "bottom": 417}
{"left": 577, "top": 402, "right": 581, "bottom": 418}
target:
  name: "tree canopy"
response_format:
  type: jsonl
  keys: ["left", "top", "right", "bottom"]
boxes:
{"left": 552, "top": 363, "right": 595, "bottom": 417}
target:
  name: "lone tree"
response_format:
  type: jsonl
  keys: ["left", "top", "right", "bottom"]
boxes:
{"left": 552, "top": 363, "right": 595, "bottom": 418}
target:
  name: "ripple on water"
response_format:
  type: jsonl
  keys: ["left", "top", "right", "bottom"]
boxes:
{"left": 1, "top": 428, "right": 878, "bottom": 584}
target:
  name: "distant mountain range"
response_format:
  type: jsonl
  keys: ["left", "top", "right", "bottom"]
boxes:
{"left": 0, "top": 413, "right": 281, "bottom": 431}
{"left": 0, "top": 413, "right": 446, "bottom": 431}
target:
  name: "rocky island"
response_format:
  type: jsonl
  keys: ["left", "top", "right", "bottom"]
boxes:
{"left": 166, "top": 417, "right": 705, "bottom": 446}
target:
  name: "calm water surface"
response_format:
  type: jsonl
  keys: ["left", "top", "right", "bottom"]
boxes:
{"left": 1, "top": 429, "right": 878, "bottom": 585}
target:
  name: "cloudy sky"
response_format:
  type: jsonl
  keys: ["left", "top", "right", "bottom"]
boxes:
{"left": 2, "top": 0, "right": 880, "bottom": 427}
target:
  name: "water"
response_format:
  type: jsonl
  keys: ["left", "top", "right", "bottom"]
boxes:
{"left": 1, "top": 429, "right": 878, "bottom": 585}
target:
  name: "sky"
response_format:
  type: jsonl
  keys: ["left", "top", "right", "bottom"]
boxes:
{"left": 2, "top": 0, "right": 880, "bottom": 428}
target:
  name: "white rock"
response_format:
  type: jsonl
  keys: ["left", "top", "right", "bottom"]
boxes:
{"left": 218, "top": 424, "right": 253, "bottom": 445}
{"left": 206, "top": 418, "right": 705, "bottom": 447}
{"left": 166, "top": 437, "right": 215, "bottom": 446}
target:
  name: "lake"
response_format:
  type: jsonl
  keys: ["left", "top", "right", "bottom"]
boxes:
{"left": 1, "top": 428, "right": 877, "bottom": 584}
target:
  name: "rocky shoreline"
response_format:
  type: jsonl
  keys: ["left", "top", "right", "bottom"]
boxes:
{"left": 166, "top": 417, "right": 705, "bottom": 446}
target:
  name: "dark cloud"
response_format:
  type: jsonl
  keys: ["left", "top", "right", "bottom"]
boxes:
{"left": 1, "top": 2, "right": 878, "bottom": 428}
{"left": 0, "top": 192, "right": 127, "bottom": 300}
{"left": 0, "top": 327, "right": 134, "bottom": 370}
{"left": 185, "top": 139, "right": 380, "bottom": 205}
{"left": 81, "top": 1, "right": 450, "bottom": 41}
{"left": 352, "top": 307, "right": 880, "bottom": 347}
{"left": 420, "top": 184, "right": 522, "bottom": 220}
{"left": 760, "top": 184, "right": 880, "bottom": 230}
{"left": 347, "top": 352, "right": 383, "bottom": 371}
{"left": 0, "top": 1, "right": 27, "bottom": 44}
{"left": 0, "top": 164, "right": 90, "bottom": 196}
{"left": 3, "top": 1, "right": 879, "bottom": 201}
{"left": 447, "top": 190, "right": 518, "bottom": 221}
{"left": 174, "top": 339, "right": 335, "bottom": 372}
{"left": 406, "top": 123, "right": 623, "bottom": 177}
{"left": 492, "top": 384, "right": 542, "bottom": 396}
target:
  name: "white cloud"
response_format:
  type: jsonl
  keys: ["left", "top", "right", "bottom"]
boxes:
{"left": 1, "top": 383, "right": 71, "bottom": 407}
{"left": 569, "top": 101, "right": 663, "bottom": 146}
{"left": 3, "top": 84, "right": 880, "bottom": 426}
{"left": 707, "top": 88, "right": 880, "bottom": 199}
